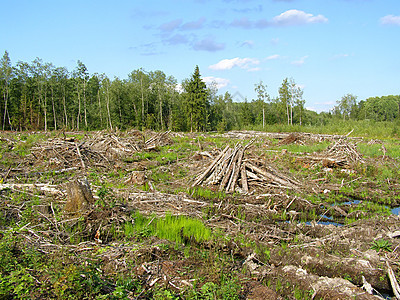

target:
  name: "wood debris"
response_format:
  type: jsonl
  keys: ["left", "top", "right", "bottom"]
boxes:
{"left": 30, "top": 138, "right": 109, "bottom": 169}
{"left": 296, "top": 137, "right": 364, "bottom": 169}
{"left": 87, "top": 131, "right": 143, "bottom": 158}
{"left": 192, "top": 141, "right": 300, "bottom": 193}
{"left": 386, "top": 261, "right": 400, "bottom": 299}
{"left": 144, "top": 130, "right": 172, "bottom": 150}
{"left": 325, "top": 137, "right": 364, "bottom": 163}
{"left": 278, "top": 132, "right": 305, "bottom": 145}
{"left": 29, "top": 130, "right": 172, "bottom": 170}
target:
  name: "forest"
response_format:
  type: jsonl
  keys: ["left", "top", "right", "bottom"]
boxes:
{"left": 1, "top": 50, "right": 400, "bottom": 133}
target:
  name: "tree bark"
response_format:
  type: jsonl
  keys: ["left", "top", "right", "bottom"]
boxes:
{"left": 51, "top": 86, "right": 57, "bottom": 131}
{"left": 63, "top": 86, "right": 68, "bottom": 128}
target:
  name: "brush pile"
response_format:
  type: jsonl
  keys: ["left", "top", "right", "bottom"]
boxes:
{"left": 144, "top": 130, "right": 172, "bottom": 150}
{"left": 30, "top": 138, "right": 107, "bottom": 170}
{"left": 192, "top": 141, "right": 300, "bottom": 193}
{"left": 324, "top": 138, "right": 364, "bottom": 164}
{"left": 86, "top": 131, "right": 143, "bottom": 159}
{"left": 298, "top": 137, "right": 364, "bottom": 169}
{"left": 29, "top": 130, "right": 172, "bottom": 170}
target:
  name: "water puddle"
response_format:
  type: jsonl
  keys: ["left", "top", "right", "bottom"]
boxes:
{"left": 307, "top": 199, "right": 400, "bottom": 227}
{"left": 340, "top": 199, "right": 361, "bottom": 205}
{"left": 305, "top": 220, "right": 344, "bottom": 227}
{"left": 391, "top": 207, "right": 400, "bottom": 215}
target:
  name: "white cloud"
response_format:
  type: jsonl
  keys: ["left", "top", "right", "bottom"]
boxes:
{"left": 272, "top": 9, "right": 328, "bottom": 26}
{"left": 209, "top": 57, "right": 260, "bottom": 70}
{"left": 202, "top": 76, "right": 230, "bottom": 89}
{"left": 175, "top": 84, "right": 184, "bottom": 93}
{"left": 230, "top": 10, "right": 327, "bottom": 29}
{"left": 270, "top": 38, "right": 280, "bottom": 45}
{"left": 266, "top": 54, "right": 280, "bottom": 60}
{"left": 306, "top": 107, "right": 317, "bottom": 112}
{"left": 291, "top": 55, "right": 309, "bottom": 66}
{"left": 231, "top": 17, "right": 253, "bottom": 29}
{"left": 380, "top": 15, "right": 400, "bottom": 26}
{"left": 247, "top": 67, "right": 261, "bottom": 72}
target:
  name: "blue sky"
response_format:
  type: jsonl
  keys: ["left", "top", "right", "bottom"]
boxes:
{"left": 1, "top": 0, "right": 399, "bottom": 112}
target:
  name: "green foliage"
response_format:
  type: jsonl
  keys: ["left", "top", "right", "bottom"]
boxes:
{"left": 183, "top": 65, "right": 209, "bottom": 132}
{"left": 334, "top": 93, "right": 357, "bottom": 121}
{"left": 0, "top": 232, "right": 112, "bottom": 299}
{"left": 190, "top": 186, "right": 227, "bottom": 201}
{"left": 370, "top": 239, "right": 392, "bottom": 252}
{"left": 125, "top": 211, "right": 212, "bottom": 245}
{"left": 2, "top": 50, "right": 400, "bottom": 133}
{"left": 156, "top": 212, "right": 212, "bottom": 244}
{"left": 189, "top": 277, "right": 241, "bottom": 300}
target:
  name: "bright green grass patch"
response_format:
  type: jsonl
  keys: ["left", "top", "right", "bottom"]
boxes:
{"left": 125, "top": 211, "right": 212, "bottom": 245}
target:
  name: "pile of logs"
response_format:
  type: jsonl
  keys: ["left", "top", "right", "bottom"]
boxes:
{"left": 192, "top": 142, "right": 300, "bottom": 193}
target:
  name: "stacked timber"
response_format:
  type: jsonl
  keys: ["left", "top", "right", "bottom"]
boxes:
{"left": 192, "top": 142, "right": 300, "bottom": 193}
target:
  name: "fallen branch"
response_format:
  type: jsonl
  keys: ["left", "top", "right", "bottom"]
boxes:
{"left": 387, "top": 261, "right": 400, "bottom": 299}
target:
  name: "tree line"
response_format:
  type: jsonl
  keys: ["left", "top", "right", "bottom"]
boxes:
{"left": 333, "top": 93, "right": 400, "bottom": 122}
{"left": 0, "top": 50, "right": 399, "bottom": 132}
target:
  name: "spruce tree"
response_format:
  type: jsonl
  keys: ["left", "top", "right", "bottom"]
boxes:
{"left": 185, "top": 65, "right": 208, "bottom": 132}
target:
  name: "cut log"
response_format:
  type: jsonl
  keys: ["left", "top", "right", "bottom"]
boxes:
{"left": 240, "top": 165, "right": 249, "bottom": 193}
{"left": 219, "top": 146, "right": 239, "bottom": 191}
{"left": 191, "top": 145, "right": 230, "bottom": 187}
{"left": 246, "top": 162, "right": 298, "bottom": 189}
{"left": 228, "top": 148, "right": 245, "bottom": 193}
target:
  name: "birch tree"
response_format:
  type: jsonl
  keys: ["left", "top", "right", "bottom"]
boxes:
{"left": 254, "top": 80, "right": 270, "bottom": 129}
{"left": 0, "top": 51, "right": 13, "bottom": 130}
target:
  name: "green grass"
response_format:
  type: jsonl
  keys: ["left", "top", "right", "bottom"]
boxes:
{"left": 249, "top": 119, "right": 400, "bottom": 139}
{"left": 189, "top": 186, "right": 228, "bottom": 201}
{"left": 125, "top": 211, "right": 212, "bottom": 245}
{"left": 358, "top": 140, "right": 400, "bottom": 160}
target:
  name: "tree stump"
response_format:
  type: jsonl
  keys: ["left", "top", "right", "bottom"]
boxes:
{"left": 124, "top": 171, "right": 146, "bottom": 185}
{"left": 64, "top": 178, "right": 94, "bottom": 214}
